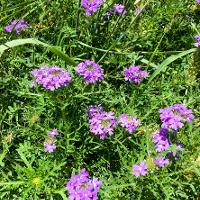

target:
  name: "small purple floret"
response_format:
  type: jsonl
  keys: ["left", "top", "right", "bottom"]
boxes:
{"left": 44, "top": 142, "right": 56, "bottom": 153}
{"left": 124, "top": 65, "right": 148, "bottom": 84}
{"left": 81, "top": 0, "right": 104, "bottom": 16}
{"left": 132, "top": 161, "right": 148, "bottom": 177}
{"left": 111, "top": 4, "right": 126, "bottom": 15}
{"left": 155, "top": 157, "right": 169, "bottom": 167}
{"left": 48, "top": 129, "right": 59, "bottom": 138}
{"left": 4, "top": 19, "right": 28, "bottom": 34}
{"left": 196, "top": 0, "right": 200, "bottom": 4}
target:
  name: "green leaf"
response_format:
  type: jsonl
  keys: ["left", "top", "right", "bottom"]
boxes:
{"left": 0, "top": 38, "right": 76, "bottom": 66}
{"left": 148, "top": 48, "right": 196, "bottom": 82}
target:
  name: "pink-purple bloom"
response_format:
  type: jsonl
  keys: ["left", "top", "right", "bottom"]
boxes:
{"left": 132, "top": 161, "right": 148, "bottom": 177}
{"left": 31, "top": 66, "right": 72, "bottom": 91}
{"left": 87, "top": 104, "right": 104, "bottom": 119}
{"left": 66, "top": 168, "right": 102, "bottom": 200}
{"left": 44, "top": 142, "right": 56, "bottom": 153}
{"left": 75, "top": 60, "right": 104, "bottom": 84}
{"left": 155, "top": 157, "right": 169, "bottom": 168}
{"left": 152, "top": 128, "right": 170, "bottom": 153}
{"left": 48, "top": 129, "right": 59, "bottom": 138}
{"left": 88, "top": 105, "right": 117, "bottom": 139}
{"left": 195, "top": 35, "right": 200, "bottom": 47}
{"left": 196, "top": 0, "right": 200, "bottom": 4}
{"left": 159, "top": 104, "right": 194, "bottom": 131}
{"left": 134, "top": 7, "right": 142, "bottom": 15}
{"left": 4, "top": 19, "right": 28, "bottom": 34}
{"left": 124, "top": 65, "right": 148, "bottom": 84}
{"left": 81, "top": 0, "right": 104, "bottom": 16}
{"left": 118, "top": 114, "right": 140, "bottom": 133}
{"left": 111, "top": 4, "right": 126, "bottom": 15}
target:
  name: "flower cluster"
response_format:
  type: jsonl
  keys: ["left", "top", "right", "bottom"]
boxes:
{"left": 195, "top": 35, "right": 200, "bottom": 47}
{"left": 31, "top": 66, "right": 72, "bottom": 91}
{"left": 152, "top": 128, "right": 170, "bottom": 152}
{"left": 196, "top": 0, "right": 200, "bottom": 4}
{"left": 132, "top": 161, "right": 148, "bottom": 177}
{"left": 81, "top": 0, "right": 104, "bottom": 16}
{"left": 66, "top": 168, "right": 102, "bottom": 200}
{"left": 4, "top": 19, "right": 28, "bottom": 34}
{"left": 110, "top": 4, "right": 126, "bottom": 15}
{"left": 44, "top": 129, "right": 59, "bottom": 153}
{"left": 159, "top": 104, "right": 194, "bottom": 131}
{"left": 118, "top": 114, "right": 140, "bottom": 133}
{"left": 88, "top": 105, "right": 117, "bottom": 139}
{"left": 75, "top": 60, "right": 104, "bottom": 83}
{"left": 155, "top": 157, "right": 169, "bottom": 168}
{"left": 124, "top": 65, "right": 148, "bottom": 84}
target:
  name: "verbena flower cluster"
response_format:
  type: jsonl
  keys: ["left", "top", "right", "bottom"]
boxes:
{"left": 110, "top": 4, "right": 126, "bottom": 16}
{"left": 124, "top": 65, "right": 148, "bottom": 84}
{"left": 194, "top": 35, "right": 200, "bottom": 47}
{"left": 132, "top": 161, "right": 148, "bottom": 177}
{"left": 75, "top": 60, "right": 104, "bottom": 83}
{"left": 31, "top": 66, "right": 72, "bottom": 91}
{"left": 4, "top": 19, "right": 28, "bottom": 34}
{"left": 44, "top": 129, "right": 59, "bottom": 153}
{"left": 66, "top": 168, "right": 102, "bottom": 200}
{"left": 88, "top": 105, "right": 117, "bottom": 139}
{"left": 159, "top": 104, "right": 194, "bottom": 131}
{"left": 155, "top": 157, "right": 169, "bottom": 168}
{"left": 118, "top": 114, "right": 140, "bottom": 133}
{"left": 152, "top": 128, "right": 170, "bottom": 153}
{"left": 48, "top": 129, "right": 59, "bottom": 138}
{"left": 81, "top": 0, "right": 104, "bottom": 16}
{"left": 196, "top": 0, "right": 200, "bottom": 4}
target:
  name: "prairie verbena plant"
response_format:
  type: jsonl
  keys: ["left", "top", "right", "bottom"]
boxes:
{"left": 0, "top": 0, "right": 199, "bottom": 199}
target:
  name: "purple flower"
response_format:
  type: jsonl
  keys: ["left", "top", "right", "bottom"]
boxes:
{"left": 111, "top": 4, "right": 126, "bottom": 15}
{"left": 48, "top": 129, "right": 59, "bottom": 138}
{"left": 196, "top": 0, "right": 200, "bottom": 4}
{"left": 159, "top": 104, "right": 194, "bottom": 131}
{"left": 31, "top": 66, "right": 72, "bottom": 91}
{"left": 132, "top": 161, "right": 148, "bottom": 177}
{"left": 88, "top": 106, "right": 117, "bottom": 139}
{"left": 66, "top": 168, "right": 102, "bottom": 200}
{"left": 152, "top": 128, "right": 170, "bottom": 153}
{"left": 118, "top": 114, "right": 140, "bottom": 133}
{"left": 155, "top": 157, "right": 169, "bottom": 167}
{"left": 134, "top": 7, "right": 142, "bottom": 15}
{"left": 81, "top": 0, "right": 104, "bottom": 16}
{"left": 167, "top": 142, "right": 183, "bottom": 160}
{"left": 87, "top": 104, "right": 104, "bottom": 119}
{"left": 194, "top": 35, "right": 200, "bottom": 47}
{"left": 44, "top": 142, "right": 56, "bottom": 153}
{"left": 75, "top": 60, "right": 104, "bottom": 83}
{"left": 4, "top": 19, "right": 28, "bottom": 34}
{"left": 124, "top": 65, "right": 148, "bottom": 84}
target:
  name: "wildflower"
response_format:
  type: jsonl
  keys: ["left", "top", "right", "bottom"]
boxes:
{"left": 194, "top": 35, "right": 200, "bottom": 47}
{"left": 159, "top": 104, "right": 194, "bottom": 131}
{"left": 111, "top": 4, "right": 126, "bottom": 15}
{"left": 152, "top": 128, "right": 170, "bottom": 153}
{"left": 134, "top": 7, "right": 142, "bottom": 15}
{"left": 88, "top": 106, "right": 117, "bottom": 139}
{"left": 118, "top": 113, "right": 140, "bottom": 133}
{"left": 87, "top": 104, "right": 104, "bottom": 119}
{"left": 48, "top": 129, "right": 59, "bottom": 138}
{"left": 44, "top": 142, "right": 56, "bottom": 153}
{"left": 124, "top": 65, "right": 148, "bottom": 84}
{"left": 167, "top": 142, "right": 183, "bottom": 160}
{"left": 31, "top": 66, "right": 72, "bottom": 91}
{"left": 132, "top": 161, "right": 148, "bottom": 177}
{"left": 81, "top": 0, "right": 104, "bottom": 16}
{"left": 196, "top": 0, "right": 200, "bottom": 4}
{"left": 4, "top": 19, "right": 28, "bottom": 34}
{"left": 66, "top": 168, "right": 102, "bottom": 200}
{"left": 155, "top": 157, "right": 169, "bottom": 167}
{"left": 75, "top": 60, "right": 104, "bottom": 83}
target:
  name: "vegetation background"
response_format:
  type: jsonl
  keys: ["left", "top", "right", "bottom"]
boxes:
{"left": 0, "top": 0, "right": 199, "bottom": 199}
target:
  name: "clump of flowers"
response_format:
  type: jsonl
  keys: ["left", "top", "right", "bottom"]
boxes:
{"left": 87, "top": 105, "right": 117, "bottom": 139}
{"left": 159, "top": 104, "right": 194, "bottom": 131}
{"left": 196, "top": 0, "right": 200, "bottom": 4}
{"left": 110, "top": 4, "right": 126, "bottom": 15}
{"left": 48, "top": 129, "right": 59, "bottom": 138}
{"left": 4, "top": 19, "right": 28, "bottom": 34}
{"left": 132, "top": 161, "right": 148, "bottom": 177}
{"left": 118, "top": 114, "right": 140, "bottom": 133}
{"left": 152, "top": 128, "right": 170, "bottom": 152}
{"left": 155, "top": 157, "right": 169, "bottom": 168}
{"left": 66, "top": 168, "right": 102, "bottom": 200}
{"left": 194, "top": 35, "right": 200, "bottom": 47}
{"left": 81, "top": 0, "right": 104, "bottom": 16}
{"left": 87, "top": 104, "right": 104, "bottom": 119}
{"left": 124, "top": 65, "right": 148, "bottom": 84}
{"left": 75, "top": 60, "right": 104, "bottom": 84}
{"left": 31, "top": 66, "right": 72, "bottom": 91}
{"left": 44, "top": 142, "right": 56, "bottom": 153}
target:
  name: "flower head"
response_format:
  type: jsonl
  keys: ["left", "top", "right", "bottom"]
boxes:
{"left": 159, "top": 104, "right": 194, "bottom": 131}
{"left": 4, "top": 19, "right": 28, "bottom": 34}
{"left": 132, "top": 161, "right": 148, "bottom": 177}
{"left": 81, "top": 0, "right": 104, "bottom": 16}
{"left": 194, "top": 35, "right": 200, "bottom": 47}
{"left": 167, "top": 142, "right": 183, "bottom": 160}
{"left": 118, "top": 114, "right": 140, "bottom": 133}
{"left": 44, "top": 142, "right": 56, "bottom": 153}
{"left": 134, "top": 7, "right": 142, "bottom": 15}
{"left": 66, "top": 168, "right": 102, "bottom": 200}
{"left": 196, "top": 0, "right": 200, "bottom": 4}
{"left": 48, "top": 129, "right": 59, "bottom": 138}
{"left": 124, "top": 65, "right": 148, "bottom": 84}
{"left": 155, "top": 157, "right": 169, "bottom": 167}
{"left": 75, "top": 60, "right": 104, "bottom": 83}
{"left": 111, "top": 4, "right": 126, "bottom": 15}
{"left": 87, "top": 104, "right": 104, "bottom": 119}
{"left": 31, "top": 66, "right": 72, "bottom": 90}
